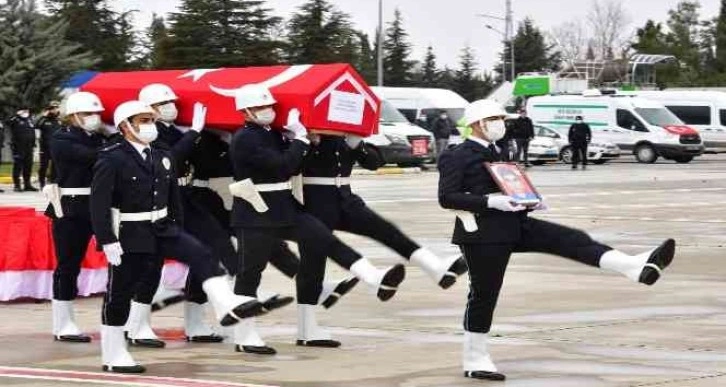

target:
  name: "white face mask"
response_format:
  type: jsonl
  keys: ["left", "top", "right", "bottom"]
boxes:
{"left": 19, "top": 111, "right": 29, "bottom": 119}
{"left": 251, "top": 108, "right": 276, "bottom": 126}
{"left": 157, "top": 103, "right": 178, "bottom": 122}
{"left": 79, "top": 114, "right": 102, "bottom": 132}
{"left": 483, "top": 119, "right": 506, "bottom": 142}
{"left": 128, "top": 121, "right": 158, "bottom": 144}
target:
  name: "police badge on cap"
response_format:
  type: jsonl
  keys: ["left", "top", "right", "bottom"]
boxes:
{"left": 162, "top": 157, "right": 171, "bottom": 170}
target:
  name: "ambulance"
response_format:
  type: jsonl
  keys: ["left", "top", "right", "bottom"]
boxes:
{"left": 526, "top": 91, "right": 705, "bottom": 163}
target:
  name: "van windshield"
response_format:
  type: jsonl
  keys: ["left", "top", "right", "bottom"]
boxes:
{"left": 635, "top": 107, "right": 683, "bottom": 127}
{"left": 380, "top": 100, "right": 410, "bottom": 124}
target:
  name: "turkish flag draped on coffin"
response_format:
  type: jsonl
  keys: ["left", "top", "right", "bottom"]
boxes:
{"left": 79, "top": 63, "right": 380, "bottom": 136}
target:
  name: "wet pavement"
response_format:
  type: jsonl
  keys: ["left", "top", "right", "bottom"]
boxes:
{"left": 0, "top": 155, "right": 725, "bottom": 386}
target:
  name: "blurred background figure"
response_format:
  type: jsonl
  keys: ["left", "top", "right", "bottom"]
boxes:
{"left": 37, "top": 100, "right": 63, "bottom": 188}
{"left": 8, "top": 107, "right": 38, "bottom": 192}
{"left": 430, "top": 110, "right": 455, "bottom": 158}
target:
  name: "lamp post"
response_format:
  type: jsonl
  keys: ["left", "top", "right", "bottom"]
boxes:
{"left": 478, "top": 0, "right": 515, "bottom": 81}
{"left": 485, "top": 24, "right": 507, "bottom": 82}
{"left": 377, "top": 0, "right": 384, "bottom": 86}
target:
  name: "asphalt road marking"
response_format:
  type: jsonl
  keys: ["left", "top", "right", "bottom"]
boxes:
{"left": 0, "top": 366, "right": 278, "bottom": 387}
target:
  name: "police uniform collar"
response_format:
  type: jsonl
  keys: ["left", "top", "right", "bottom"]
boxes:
{"left": 466, "top": 136, "right": 491, "bottom": 149}
{"left": 126, "top": 139, "right": 151, "bottom": 158}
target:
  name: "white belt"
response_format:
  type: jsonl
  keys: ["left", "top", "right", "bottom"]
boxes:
{"left": 255, "top": 181, "right": 291, "bottom": 192}
{"left": 303, "top": 177, "right": 351, "bottom": 187}
{"left": 191, "top": 179, "right": 210, "bottom": 188}
{"left": 177, "top": 177, "right": 191, "bottom": 186}
{"left": 118, "top": 207, "right": 168, "bottom": 222}
{"left": 60, "top": 187, "right": 91, "bottom": 196}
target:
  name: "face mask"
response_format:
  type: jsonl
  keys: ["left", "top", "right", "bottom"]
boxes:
{"left": 576, "top": 119, "right": 583, "bottom": 123}
{"left": 157, "top": 103, "right": 178, "bottom": 122}
{"left": 129, "top": 121, "right": 158, "bottom": 144}
{"left": 19, "top": 111, "right": 29, "bottom": 119}
{"left": 252, "top": 108, "right": 276, "bottom": 126}
{"left": 79, "top": 114, "right": 102, "bottom": 132}
{"left": 483, "top": 119, "right": 506, "bottom": 142}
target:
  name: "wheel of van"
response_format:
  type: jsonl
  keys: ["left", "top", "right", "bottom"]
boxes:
{"left": 560, "top": 147, "right": 573, "bottom": 164}
{"left": 634, "top": 144, "right": 658, "bottom": 164}
{"left": 674, "top": 155, "right": 694, "bottom": 163}
{"left": 369, "top": 146, "right": 386, "bottom": 166}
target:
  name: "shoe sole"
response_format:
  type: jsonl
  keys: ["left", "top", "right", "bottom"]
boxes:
{"left": 261, "top": 295, "right": 295, "bottom": 313}
{"left": 464, "top": 371, "right": 506, "bottom": 381}
{"left": 128, "top": 339, "right": 166, "bottom": 348}
{"left": 236, "top": 345, "right": 277, "bottom": 355}
{"left": 54, "top": 335, "right": 92, "bottom": 343}
{"left": 220, "top": 300, "right": 265, "bottom": 327}
{"left": 640, "top": 239, "right": 676, "bottom": 286}
{"left": 102, "top": 365, "right": 146, "bottom": 374}
{"left": 322, "top": 278, "right": 360, "bottom": 309}
{"left": 377, "top": 264, "right": 406, "bottom": 302}
{"left": 438, "top": 257, "right": 468, "bottom": 289}
{"left": 186, "top": 335, "right": 225, "bottom": 343}
{"left": 151, "top": 295, "right": 185, "bottom": 312}
{"left": 296, "top": 339, "right": 341, "bottom": 348}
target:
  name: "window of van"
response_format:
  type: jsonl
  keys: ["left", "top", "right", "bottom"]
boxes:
{"left": 397, "top": 109, "right": 417, "bottom": 123}
{"left": 720, "top": 110, "right": 726, "bottom": 126}
{"left": 617, "top": 109, "right": 647, "bottom": 132}
{"left": 381, "top": 100, "right": 411, "bottom": 124}
{"left": 666, "top": 105, "right": 711, "bottom": 125}
{"left": 635, "top": 107, "right": 682, "bottom": 128}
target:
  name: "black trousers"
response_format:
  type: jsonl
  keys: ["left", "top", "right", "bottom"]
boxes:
{"left": 38, "top": 147, "right": 51, "bottom": 186}
{"left": 102, "top": 231, "right": 224, "bottom": 326}
{"left": 12, "top": 146, "right": 33, "bottom": 188}
{"left": 52, "top": 216, "right": 93, "bottom": 300}
{"left": 459, "top": 218, "right": 611, "bottom": 333}
{"left": 572, "top": 142, "right": 588, "bottom": 166}
{"left": 234, "top": 212, "right": 361, "bottom": 305}
{"left": 515, "top": 139, "right": 530, "bottom": 163}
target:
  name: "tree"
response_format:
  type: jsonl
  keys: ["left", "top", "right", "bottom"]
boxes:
{"left": 383, "top": 8, "right": 415, "bottom": 86}
{"left": 420, "top": 45, "right": 439, "bottom": 85}
{"left": 496, "top": 18, "right": 561, "bottom": 81}
{"left": 587, "top": 0, "right": 631, "bottom": 60}
{"left": 0, "top": 0, "right": 95, "bottom": 115}
{"left": 353, "top": 31, "right": 376, "bottom": 84}
{"left": 631, "top": 20, "right": 669, "bottom": 54}
{"left": 44, "top": 0, "right": 136, "bottom": 70}
{"left": 146, "top": 13, "right": 173, "bottom": 69}
{"left": 166, "top": 0, "right": 282, "bottom": 68}
{"left": 286, "top": 0, "right": 357, "bottom": 64}
{"left": 550, "top": 21, "right": 587, "bottom": 61}
{"left": 714, "top": 0, "right": 726, "bottom": 71}
{"left": 453, "top": 46, "right": 495, "bottom": 102}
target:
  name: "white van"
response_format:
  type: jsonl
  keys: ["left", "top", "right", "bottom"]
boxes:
{"left": 526, "top": 93, "right": 705, "bottom": 163}
{"left": 371, "top": 86, "right": 469, "bottom": 125}
{"left": 620, "top": 90, "right": 726, "bottom": 153}
{"left": 364, "top": 99, "right": 435, "bottom": 167}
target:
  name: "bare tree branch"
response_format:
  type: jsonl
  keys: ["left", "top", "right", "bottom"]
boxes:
{"left": 587, "top": 0, "right": 631, "bottom": 60}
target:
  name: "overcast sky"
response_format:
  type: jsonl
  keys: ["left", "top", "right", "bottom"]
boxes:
{"left": 109, "top": 0, "right": 720, "bottom": 72}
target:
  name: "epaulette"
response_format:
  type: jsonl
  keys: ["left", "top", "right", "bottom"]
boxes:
{"left": 100, "top": 142, "right": 122, "bottom": 152}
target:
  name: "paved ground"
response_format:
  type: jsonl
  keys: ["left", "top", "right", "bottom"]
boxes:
{"left": 0, "top": 155, "right": 725, "bottom": 387}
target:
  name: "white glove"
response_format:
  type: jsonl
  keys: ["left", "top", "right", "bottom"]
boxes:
{"left": 103, "top": 242, "right": 124, "bottom": 266}
{"left": 284, "top": 108, "right": 308, "bottom": 140}
{"left": 487, "top": 195, "right": 527, "bottom": 212}
{"left": 191, "top": 102, "right": 207, "bottom": 133}
{"left": 345, "top": 135, "right": 363, "bottom": 149}
{"left": 532, "top": 196, "right": 548, "bottom": 211}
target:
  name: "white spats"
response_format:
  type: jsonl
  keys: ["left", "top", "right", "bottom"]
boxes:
{"left": 101, "top": 325, "right": 140, "bottom": 369}
{"left": 257, "top": 288, "right": 280, "bottom": 305}
{"left": 462, "top": 331, "right": 498, "bottom": 373}
{"left": 125, "top": 301, "right": 158, "bottom": 340}
{"left": 349, "top": 258, "right": 385, "bottom": 289}
{"left": 202, "top": 275, "right": 256, "bottom": 322}
{"left": 599, "top": 249, "right": 652, "bottom": 282}
{"left": 234, "top": 318, "right": 266, "bottom": 347}
{"left": 184, "top": 302, "right": 216, "bottom": 338}
{"left": 297, "top": 304, "right": 332, "bottom": 342}
{"left": 52, "top": 300, "right": 83, "bottom": 337}
{"left": 410, "top": 248, "right": 458, "bottom": 284}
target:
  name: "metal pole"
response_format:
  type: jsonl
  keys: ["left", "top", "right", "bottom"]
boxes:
{"left": 377, "top": 0, "right": 384, "bottom": 86}
{"left": 507, "top": 0, "right": 515, "bottom": 81}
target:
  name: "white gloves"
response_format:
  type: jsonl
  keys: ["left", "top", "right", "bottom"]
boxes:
{"left": 345, "top": 135, "right": 363, "bottom": 149}
{"left": 191, "top": 102, "right": 207, "bottom": 133}
{"left": 532, "top": 197, "right": 548, "bottom": 211}
{"left": 487, "top": 195, "right": 527, "bottom": 212}
{"left": 285, "top": 108, "right": 308, "bottom": 141}
{"left": 42, "top": 184, "right": 63, "bottom": 218}
{"left": 103, "top": 242, "right": 124, "bottom": 266}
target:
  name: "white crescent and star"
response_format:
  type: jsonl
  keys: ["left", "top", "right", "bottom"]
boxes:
{"left": 178, "top": 68, "right": 223, "bottom": 82}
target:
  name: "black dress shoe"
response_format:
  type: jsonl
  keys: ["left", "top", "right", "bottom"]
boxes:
{"left": 55, "top": 334, "right": 92, "bottom": 343}
{"left": 13, "top": 187, "right": 23, "bottom": 192}
{"left": 23, "top": 186, "right": 39, "bottom": 192}
{"left": 640, "top": 239, "right": 676, "bottom": 286}
{"left": 464, "top": 370, "right": 506, "bottom": 381}
{"left": 220, "top": 300, "right": 265, "bottom": 327}
{"left": 236, "top": 344, "right": 276, "bottom": 355}
{"left": 128, "top": 338, "right": 166, "bottom": 348}
{"left": 103, "top": 364, "right": 146, "bottom": 374}
{"left": 438, "top": 257, "right": 468, "bottom": 289}
{"left": 186, "top": 333, "right": 225, "bottom": 343}
{"left": 296, "top": 339, "right": 341, "bottom": 348}
{"left": 261, "top": 295, "right": 294, "bottom": 313}
{"left": 377, "top": 264, "right": 406, "bottom": 301}
{"left": 150, "top": 294, "right": 185, "bottom": 312}
{"left": 321, "top": 277, "right": 359, "bottom": 309}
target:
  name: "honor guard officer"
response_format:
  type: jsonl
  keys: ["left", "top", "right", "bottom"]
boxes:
{"left": 437, "top": 99, "right": 677, "bottom": 382}
{"left": 37, "top": 101, "right": 63, "bottom": 188}
{"left": 302, "top": 133, "right": 468, "bottom": 289}
{"left": 229, "top": 85, "right": 405, "bottom": 355}
{"left": 90, "top": 100, "right": 264, "bottom": 373}
{"left": 44, "top": 92, "right": 105, "bottom": 344}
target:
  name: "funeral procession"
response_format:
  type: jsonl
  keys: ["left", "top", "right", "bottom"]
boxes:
{"left": 0, "top": 0, "right": 725, "bottom": 386}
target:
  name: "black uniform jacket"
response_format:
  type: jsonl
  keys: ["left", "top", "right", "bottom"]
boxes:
{"left": 37, "top": 116, "right": 62, "bottom": 151}
{"left": 155, "top": 122, "right": 200, "bottom": 176}
{"left": 302, "top": 135, "right": 382, "bottom": 222}
{"left": 8, "top": 115, "right": 36, "bottom": 149}
{"left": 45, "top": 126, "right": 104, "bottom": 219}
{"left": 91, "top": 140, "right": 183, "bottom": 253}
{"left": 437, "top": 139, "right": 527, "bottom": 245}
{"left": 229, "top": 123, "right": 309, "bottom": 228}
{"left": 191, "top": 131, "right": 233, "bottom": 180}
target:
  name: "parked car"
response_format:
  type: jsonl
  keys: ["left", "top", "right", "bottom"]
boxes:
{"left": 535, "top": 125, "right": 621, "bottom": 164}
{"left": 364, "top": 99, "right": 434, "bottom": 167}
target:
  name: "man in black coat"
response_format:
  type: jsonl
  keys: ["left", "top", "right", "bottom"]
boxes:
{"left": 8, "top": 107, "right": 38, "bottom": 192}
{"left": 438, "top": 99, "right": 677, "bottom": 382}
{"left": 229, "top": 85, "right": 405, "bottom": 355}
{"left": 569, "top": 115, "right": 592, "bottom": 170}
{"left": 513, "top": 109, "right": 535, "bottom": 166}
{"left": 37, "top": 101, "right": 63, "bottom": 188}
{"left": 430, "top": 110, "right": 456, "bottom": 158}
{"left": 90, "top": 100, "right": 264, "bottom": 374}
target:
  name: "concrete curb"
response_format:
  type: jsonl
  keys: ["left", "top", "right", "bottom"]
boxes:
{"left": 352, "top": 167, "right": 422, "bottom": 176}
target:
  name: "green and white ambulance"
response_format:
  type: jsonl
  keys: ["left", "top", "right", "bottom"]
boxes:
{"left": 526, "top": 92, "right": 705, "bottom": 163}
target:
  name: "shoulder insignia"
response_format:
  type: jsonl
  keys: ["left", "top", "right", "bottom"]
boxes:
{"left": 100, "top": 142, "right": 122, "bottom": 152}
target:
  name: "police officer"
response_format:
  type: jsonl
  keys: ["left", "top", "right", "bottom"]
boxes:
{"left": 44, "top": 92, "right": 105, "bottom": 344}
{"left": 8, "top": 107, "right": 38, "bottom": 192}
{"left": 513, "top": 109, "right": 535, "bottom": 167}
{"left": 90, "top": 100, "right": 264, "bottom": 373}
{"left": 229, "top": 85, "right": 405, "bottom": 355}
{"left": 437, "top": 99, "right": 677, "bottom": 381}
{"left": 37, "top": 101, "right": 63, "bottom": 188}
{"left": 569, "top": 115, "right": 592, "bottom": 170}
